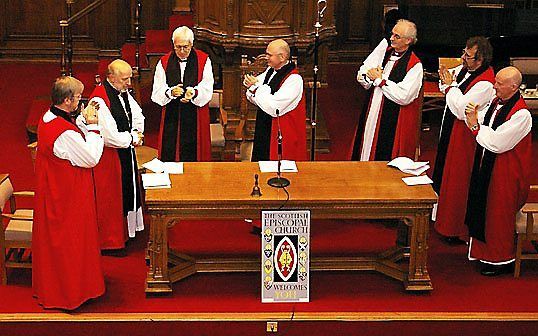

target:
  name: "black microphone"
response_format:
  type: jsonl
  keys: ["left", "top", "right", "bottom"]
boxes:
{"left": 267, "top": 109, "right": 290, "bottom": 188}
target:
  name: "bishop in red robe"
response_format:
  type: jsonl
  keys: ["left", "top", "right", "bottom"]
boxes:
{"left": 34, "top": 76, "right": 105, "bottom": 309}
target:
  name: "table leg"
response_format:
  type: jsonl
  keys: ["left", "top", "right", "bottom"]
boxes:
{"left": 405, "top": 211, "right": 433, "bottom": 290}
{"left": 145, "top": 214, "right": 173, "bottom": 294}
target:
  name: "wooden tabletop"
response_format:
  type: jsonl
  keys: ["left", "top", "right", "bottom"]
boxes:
{"left": 145, "top": 161, "right": 437, "bottom": 208}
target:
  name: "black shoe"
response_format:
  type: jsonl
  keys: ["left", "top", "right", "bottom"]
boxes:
{"left": 442, "top": 236, "right": 468, "bottom": 245}
{"left": 480, "top": 263, "right": 514, "bottom": 277}
{"left": 101, "top": 248, "right": 127, "bottom": 257}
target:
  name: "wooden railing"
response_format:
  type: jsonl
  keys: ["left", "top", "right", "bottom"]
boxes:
{"left": 59, "top": 0, "right": 142, "bottom": 79}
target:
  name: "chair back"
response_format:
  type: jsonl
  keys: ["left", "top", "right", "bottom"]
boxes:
{"left": 28, "top": 142, "right": 38, "bottom": 170}
{"left": 514, "top": 185, "right": 538, "bottom": 277}
{"left": 209, "top": 92, "right": 221, "bottom": 109}
{"left": 0, "top": 176, "right": 14, "bottom": 212}
{"left": 510, "top": 57, "right": 538, "bottom": 75}
{"left": 439, "top": 57, "right": 462, "bottom": 70}
{"left": 237, "top": 54, "right": 271, "bottom": 140}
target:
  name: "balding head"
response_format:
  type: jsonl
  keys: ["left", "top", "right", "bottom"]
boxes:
{"left": 266, "top": 39, "right": 291, "bottom": 70}
{"left": 494, "top": 66, "right": 522, "bottom": 100}
{"left": 107, "top": 59, "right": 133, "bottom": 92}
{"left": 268, "top": 39, "right": 290, "bottom": 59}
{"left": 108, "top": 59, "right": 132, "bottom": 77}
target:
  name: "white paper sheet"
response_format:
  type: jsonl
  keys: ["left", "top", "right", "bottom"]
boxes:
{"left": 402, "top": 175, "right": 433, "bottom": 186}
{"left": 162, "top": 162, "right": 183, "bottom": 174}
{"left": 142, "top": 158, "right": 183, "bottom": 174}
{"left": 258, "top": 160, "right": 298, "bottom": 173}
{"left": 141, "top": 173, "right": 171, "bottom": 189}
{"left": 388, "top": 157, "right": 430, "bottom": 176}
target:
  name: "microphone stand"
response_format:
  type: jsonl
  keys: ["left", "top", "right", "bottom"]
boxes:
{"left": 310, "top": 0, "right": 327, "bottom": 161}
{"left": 267, "top": 109, "right": 290, "bottom": 188}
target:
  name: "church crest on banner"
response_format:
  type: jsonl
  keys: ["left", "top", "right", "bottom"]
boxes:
{"left": 261, "top": 210, "right": 310, "bottom": 303}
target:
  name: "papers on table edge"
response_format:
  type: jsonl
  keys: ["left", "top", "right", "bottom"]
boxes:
{"left": 387, "top": 157, "right": 430, "bottom": 176}
{"left": 141, "top": 158, "right": 182, "bottom": 189}
{"left": 142, "top": 158, "right": 183, "bottom": 174}
{"left": 258, "top": 160, "right": 298, "bottom": 173}
{"left": 141, "top": 173, "right": 171, "bottom": 189}
{"left": 402, "top": 175, "right": 433, "bottom": 186}
{"left": 387, "top": 157, "right": 432, "bottom": 186}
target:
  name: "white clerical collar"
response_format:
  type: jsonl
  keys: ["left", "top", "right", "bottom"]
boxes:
{"left": 106, "top": 79, "right": 127, "bottom": 95}
{"left": 273, "top": 61, "right": 290, "bottom": 71}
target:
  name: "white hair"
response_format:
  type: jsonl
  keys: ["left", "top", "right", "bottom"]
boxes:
{"left": 171, "top": 26, "right": 194, "bottom": 44}
{"left": 397, "top": 19, "right": 418, "bottom": 45}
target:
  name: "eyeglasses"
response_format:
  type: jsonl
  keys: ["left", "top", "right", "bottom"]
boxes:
{"left": 173, "top": 44, "right": 191, "bottom": 51}
{"left": 461, "top": 49, "right": 478, "bottom": 60}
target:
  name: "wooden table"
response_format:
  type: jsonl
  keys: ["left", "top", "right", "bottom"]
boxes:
{"left": 144, "top": 161, "right": 437, "bottom": 294}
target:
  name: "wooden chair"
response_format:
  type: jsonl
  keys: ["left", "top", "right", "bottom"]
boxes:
{"left": 135, "top": 145, "right": 158, "bottom": 173}
{"left": 209, "top": 89, "right": 228, "bottom": 161}
{"left": 28, "top": 142, "right": 38, "bottom": 169}
{"left": 514, "top": 185, "right": 538, "bottom": 278}
{"left": 236, "top": 54, "right": 269, "bottom": 161}
{"left": 510, "top": 57, "right": 538, "bottom": 116}
{"left": 0, "top": 174, "right": 34, "bottom": 285}
{"left": 422, "top": 57, "right": 463, "bottom": 114}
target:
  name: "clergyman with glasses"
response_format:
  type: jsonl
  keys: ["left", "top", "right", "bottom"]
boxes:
{"left": 351, "top": 19, "right": 423, "bottom": 162}
{"left": 432, "top": 36, "right": 496, "bottom": 245}
{"left": 33, "top": 76, "right": 105, "bottom": 309}
{"left": 151, "top": 26, "right": 214, "bottom": 162}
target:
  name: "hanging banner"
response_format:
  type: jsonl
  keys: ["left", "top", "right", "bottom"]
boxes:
{"left": 261, "top": 210, "right": 310, "bottom": 303}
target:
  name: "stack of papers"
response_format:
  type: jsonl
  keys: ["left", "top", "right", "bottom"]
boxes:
{"left": 141, "top": 173, "right": 171, "bottom": 189}
{"left": 142, "top": 158, "right": 183, "bottom": 174}
{"left": 387, "top": 157, "right": 430, "bottom": 176}
{"left": 258, "top": 160, "right": 298, "bottom": 173}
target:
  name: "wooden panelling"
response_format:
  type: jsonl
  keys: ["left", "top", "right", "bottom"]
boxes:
{"left": 197, "top": 1, "right": 225, "bottom": 32}
{"left": 0, "top": 1, "right": 6, "bottom": 42}
{"left": 241, "top": 0, "right": 293, "bottom": 35}
{"left": 330, "top": 0, "right": 377, "bottom": 63}
{"left": 5, "top": 0, "right": 73, "bottom": 36}
{"left": 0, "top": 0, "right": 172, "bottom": 60}
{"left": 140, "top": 0, "right": 172, "bottom": 31}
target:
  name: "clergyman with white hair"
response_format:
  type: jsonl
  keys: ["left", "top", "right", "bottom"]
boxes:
{"left": 151, "top": 25, "right": 214, "bottom": 162}
{"left": 351, "top": 19, "right": 423, "bottom": 161}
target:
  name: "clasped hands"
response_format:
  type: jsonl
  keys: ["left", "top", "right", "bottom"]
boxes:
{"left": 131, "top": 130, "right": 144, "bottom": 147}
{"left": 81, "top": 101, "right": 100, "bottom": 125}
{"left": 243, "top": 74, "right": 258, "bottom": 88}
{"left": 171, "top": 84, "right": 196, "bottom": 103}
{"left": 366, "top": 67, "right": 383, "bottom": 81}
{"left": 439, "top": 64, "right": 455, "bottom": 86}
{"left": 465, "top": 102, "right": 479, "bottom": 129}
